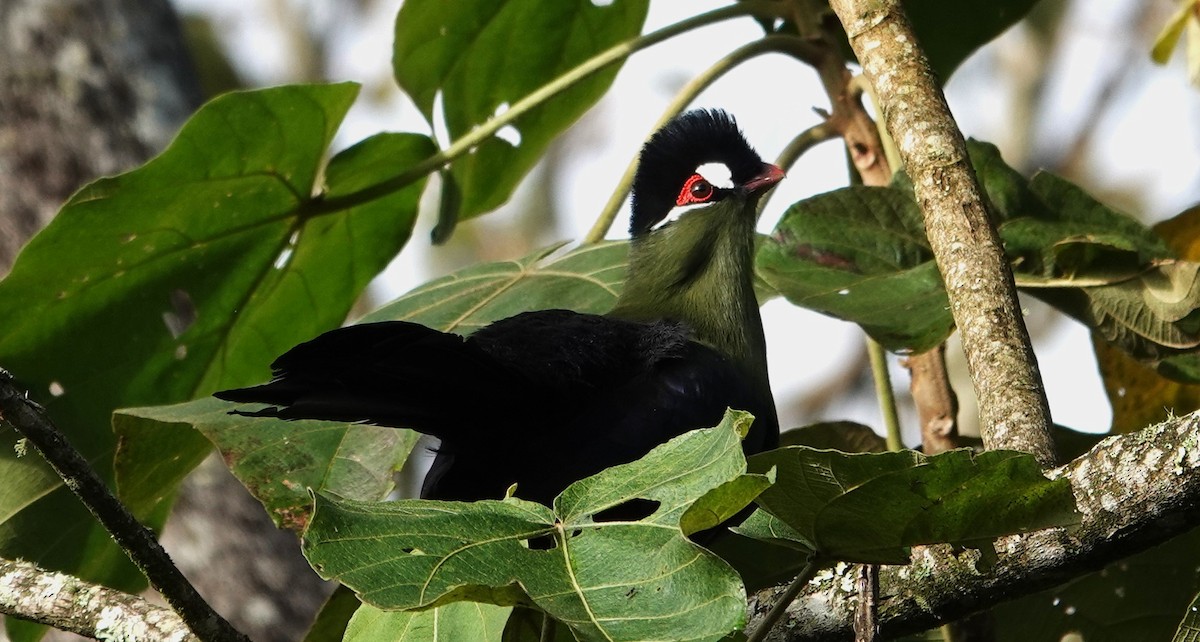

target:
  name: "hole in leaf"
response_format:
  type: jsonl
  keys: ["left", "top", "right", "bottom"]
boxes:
{"left": 48, "top": 381, "right": 65, "bottom": 397}
{"left": 162, "top": 289, "right": 196, "bottom": 338}
{"left": 273, "top": 230, "right": 301, "bottom": 270}
{"left": 496, "top": 125, "right": 522, "bottom": 147}
{"left": 592, "top": 498, "right": 660, "bottom": 523}
{"left": 522, "top": 534, "right": 558, "bottom": 550}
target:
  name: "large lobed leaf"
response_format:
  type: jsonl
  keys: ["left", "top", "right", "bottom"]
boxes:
{"left": 737, "top": 447, "right": 1079, "bottom": 564}
{"left": 115, "top": 398, "right": 418, "bottom": 531}
{"left": 393, "top": 0, "right": 648, "bottom": 220}
{"left": 755, "top": 186, "right": 953, "bottom": 353}
{"left": 0, "top": 83, "right": 435, "bottom": 595}
{"left": 303, "top": 411, "right": 770, "bottom": 642}
{"left": 364, "top": 241, "right": 627, "bottom": 330}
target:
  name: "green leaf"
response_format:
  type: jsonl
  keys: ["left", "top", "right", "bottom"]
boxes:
{"left": 1010, "top": 174, "right": 1200, "bottom": 367}
{"left": 344, "top": 601, "right": 511, "bottom": 642}
{"left": 303, "top": 411, "right": 764, "bottom": 642}
{"left": 364, "top": 241, "right": 627, "bottom": 331}
{"left": 743, "top": 448, "right": 1080, "bottom": 563}
{"left": 0, "top": 84, "right": 436, "bottom": 593}
{"left": 756, "top": 186, "right": 954, "bottom": 352}
{"left": 778, "top": 421, "right": 887, "bottom": 453}
{"left": 303, "top": 585, "right": 362, "bottom": 642}
{"left": 1003, "top": 172, "right": 1171, "bottom": 278}
{"left": 116, "top": 397, "right": 418, "bottom": 531}
{"left": 902, "top": 0, "right": 1040, "bottom": 78}
{"left": 392, "top": 0, "right": 649, "bottom": 219}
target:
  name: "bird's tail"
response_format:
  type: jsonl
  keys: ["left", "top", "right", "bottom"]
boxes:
{"left": 214, "top": 321, "right": 517, "bottom": 440}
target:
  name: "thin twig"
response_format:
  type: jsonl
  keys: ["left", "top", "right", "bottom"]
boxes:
{"left": 867, "top": 337, "right": 903, "bottom": 451}
{"left": 745, "top": 557, "right": 821, "bottom": 642}
{"left": 0, "top": 369, "right": 248, "bottom": 642}
{"left": 903, "top": 346, "right": 960, "bottom": 454}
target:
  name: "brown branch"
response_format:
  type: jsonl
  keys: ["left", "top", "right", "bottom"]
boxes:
{"left": 0, "top": 369, "right": 248, "bottom": 642}
{"left": 0, "top": 558, "right": 196, "bottom": 641}
{"left": 749, "top": 410, "right": 1200, "bottom": 640}
{"left": 903, "top": 346, "right": 960, "bottom": 454}
{"left": 827, "top": 0, "right": 1056, "bottom": 467}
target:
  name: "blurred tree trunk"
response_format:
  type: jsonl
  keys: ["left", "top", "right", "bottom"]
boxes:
{"left": 0, "top": 0, "right": 200, "bottom": 274}
{"left": 0, "top": 3, "right": 332, "bottom": 641}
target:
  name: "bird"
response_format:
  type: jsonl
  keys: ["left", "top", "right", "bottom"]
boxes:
{"left": 215, "top": 109, "right": 782, "bottom": 508}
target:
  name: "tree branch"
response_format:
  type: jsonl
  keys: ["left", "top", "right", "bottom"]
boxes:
{"left": 0, "top": 369, "right": 248, "bottom": 642}
{"left": 827, "top": 0, "right": 1057, "bottom": 467}
{"left": 748, "top": 410, "right": 1200, "bottom": 640}
{"left": 0, "top": 558, "right": 196, "bottom": 641}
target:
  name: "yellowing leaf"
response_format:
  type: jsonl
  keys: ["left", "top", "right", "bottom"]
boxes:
{"left": 1151, "top": 0, "right": 1200, "bottom": 86}
{"left": 1096, "top": 204, "right": 1200, "bottom": 432}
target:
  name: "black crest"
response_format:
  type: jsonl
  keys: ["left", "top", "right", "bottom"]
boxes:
{"left": 629, "top": 109, "right": 764, "bottom": 236}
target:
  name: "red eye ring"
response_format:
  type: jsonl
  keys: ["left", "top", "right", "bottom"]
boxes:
{"left": 676, "top": 174, "right": 714, "bottom": 206}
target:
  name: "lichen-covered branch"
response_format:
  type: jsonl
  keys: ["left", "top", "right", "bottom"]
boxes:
{"left": 827, "top": 0, "right": 1057, "bottom": 467}
{"left": 0, "top": 369, "right": 248, "bottom": 642}
{"left": 0, "top": 558, "right": 195, "bottom": 641}
{"left": 749, "top": 411, "right": 1200, "bottom": 641}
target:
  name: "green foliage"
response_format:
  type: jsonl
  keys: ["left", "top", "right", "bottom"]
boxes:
{"left": 761, "top": 140, "right": 1200, "bottom": 378}
{"left": 738, "top": 448, "right": 1079, "bottom": 563}
{"left": 344, "top": 602, "right": 511, "bottom": 642}
{"left": 0, "top": 83, "right": 434, "bottom": 596}
{"left": 115, "top": 398, "right": 417, "bottom": 530}
{"left": 363, "top": 241, "right": 627, "bottom": 330}
{"left": 303, "top": 411, "right": 767, "bottom": 642}
{"left": 820, "top": 0, "right": 1041, "bottom": 78}
{"left": 393, "top": 0, "right": 649, "bottom": 219}
{"left": 756, "top": 186, "right": 954, "bottom": 353}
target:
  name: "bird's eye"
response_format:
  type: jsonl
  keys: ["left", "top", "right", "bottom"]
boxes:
{"left": 676, "top": 174, "right": 715, "bottom": 206}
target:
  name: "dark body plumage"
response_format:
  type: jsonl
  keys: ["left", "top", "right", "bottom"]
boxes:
{"left": 216, "top": 109, "right": 781, "bottom": 506}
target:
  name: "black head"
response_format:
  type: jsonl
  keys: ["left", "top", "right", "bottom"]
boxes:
{"left": 630, "top": 109, "right": 768, "bottom": 237}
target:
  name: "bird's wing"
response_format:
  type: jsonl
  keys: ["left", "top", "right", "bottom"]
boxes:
{"left": 421, "top": 311, "right": 778, "bottom": 503}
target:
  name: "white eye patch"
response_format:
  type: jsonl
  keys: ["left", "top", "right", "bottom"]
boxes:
{"left": 694, "top": 162, "right": 733, "bottom": 189}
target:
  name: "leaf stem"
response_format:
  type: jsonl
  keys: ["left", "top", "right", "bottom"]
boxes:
{"left": 754, "top": 121, "right": 839, "bottom": 217}
{"left": 867, "top": 337, "right": 904, "bottom": 451}
{"left": 584, "top": 33, "right": 822, "bottom": 243}
{"left": 745, "top": 557, "right": 821, "bottom": 642}
{"left": 309, "top": 1, "right": 782, "bottom": 219}
{"left": 0, "top": 369, "right": 248, "bottom": 642}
